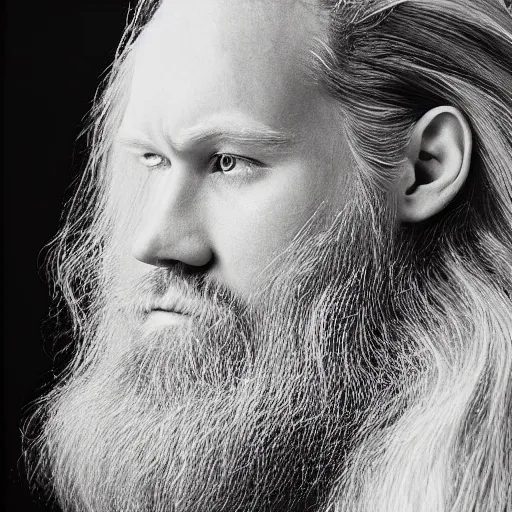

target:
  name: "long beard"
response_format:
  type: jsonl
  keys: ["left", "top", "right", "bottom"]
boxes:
{"left": 29, "top": 201, "right": 404, "bottom": 512}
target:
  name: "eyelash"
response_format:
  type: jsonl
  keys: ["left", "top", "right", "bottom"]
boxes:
{"left": 139, "top": 152, "right": 262, "bottom": 175}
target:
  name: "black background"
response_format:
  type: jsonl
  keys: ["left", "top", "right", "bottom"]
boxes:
{"left": 4, "top": 2, "right": 129, "bottom": 509}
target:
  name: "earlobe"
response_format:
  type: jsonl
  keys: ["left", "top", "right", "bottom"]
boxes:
{"left": 397, "top": 106, "right": 472, "bottom": 223}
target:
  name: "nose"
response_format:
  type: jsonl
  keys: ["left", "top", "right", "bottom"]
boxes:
{"left": 132, "top": 170, "right": 213, "bottom": 268}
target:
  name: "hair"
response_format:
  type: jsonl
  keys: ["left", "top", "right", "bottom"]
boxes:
{"left": 27, "top": 1, "right": 512, "bottom": 511}
{"left": 312, "top": 1, "right": 512, "bottom": 510}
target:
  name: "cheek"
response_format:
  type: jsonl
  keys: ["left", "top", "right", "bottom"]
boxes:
{"left": 205, "top": 162, "right": 334, "bottom": 298}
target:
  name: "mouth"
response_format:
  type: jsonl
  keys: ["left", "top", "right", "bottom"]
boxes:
{"left": 153, "top": 306, "right": 186, "bottom": 315}
{"left": 138, "top": 282, "right": 208, "bottom": 332}
{"left": 142, "top": 291, "right": 199, "bottom": 330}
{"left": 144, "top": 308, "right": 192, "bottom": 330}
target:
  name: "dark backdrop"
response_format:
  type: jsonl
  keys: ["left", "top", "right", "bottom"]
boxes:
{"left": 4, "top": 2, "right": 128, "bottom": 509}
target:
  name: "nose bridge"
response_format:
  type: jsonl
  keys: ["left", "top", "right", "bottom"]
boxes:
{"left": 132, "top": 170, "right": 211, "bottom": 267}
{"left": 151, "top": 170, "right": 195, "bottom": 232}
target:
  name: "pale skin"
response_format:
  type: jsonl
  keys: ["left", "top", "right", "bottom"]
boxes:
{"left": 116, "top": 0, "right": 472, "bottom": 308}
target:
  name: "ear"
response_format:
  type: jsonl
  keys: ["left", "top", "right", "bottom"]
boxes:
{"left": 397, "top": 106, "right": 472, "bottom": 223}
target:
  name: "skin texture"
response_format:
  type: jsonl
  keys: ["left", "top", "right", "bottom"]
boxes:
{"left": 117, "top": 0, "right": 354, "bottom": 301}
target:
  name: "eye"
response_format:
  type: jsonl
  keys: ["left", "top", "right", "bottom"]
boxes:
{"left": 212, "top": 154, "right": 264, "bottom": 176}
{"left": 214, "top": 154, "right": 238, "bottom": 173}
{"left": 139, "top": 153, "right": 167, "bottom": 169}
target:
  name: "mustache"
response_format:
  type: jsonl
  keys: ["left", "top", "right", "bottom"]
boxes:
{"left": 117, "top": 265, "right": 242, "bottom": 320}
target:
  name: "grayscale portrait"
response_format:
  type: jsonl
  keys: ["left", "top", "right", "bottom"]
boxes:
{"left": 22, "top": 0, "right": 512, "bottom": 511}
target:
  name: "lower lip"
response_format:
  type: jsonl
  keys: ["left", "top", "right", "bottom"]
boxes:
{"left": 144, "top": 310, "right": 191, "bottom": 328}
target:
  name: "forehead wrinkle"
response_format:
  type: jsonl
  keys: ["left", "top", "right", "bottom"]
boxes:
{"left": 172, "top": 122, "right": 298, "bottom": 152}
{"left": 116, "top": 122, "right": 298, "bottom": 156}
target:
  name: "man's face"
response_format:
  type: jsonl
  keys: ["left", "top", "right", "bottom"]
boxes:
{"left": 118, "top": 0, "right": 354, "bottom": 301}
{"left": 34, "top": 2, "right": 398, "bottom": 510}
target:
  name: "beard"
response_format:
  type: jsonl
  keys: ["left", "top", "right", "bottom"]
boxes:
{"left": 28, "top": 200, "right": 405, "bottom": 512}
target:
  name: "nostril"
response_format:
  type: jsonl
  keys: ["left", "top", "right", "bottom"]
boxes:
{"left": 153, "top": 255, "right": 215, "bottom": 275}
{"left": 182, "top": 257, "right": 215, "bottom": 276}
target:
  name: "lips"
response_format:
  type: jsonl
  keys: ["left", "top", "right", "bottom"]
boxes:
{"left": 153, "top": 307, "right": 185, "bottom": 315}
{"left": 148, "top": 290, "right": 202, "bottom": 318}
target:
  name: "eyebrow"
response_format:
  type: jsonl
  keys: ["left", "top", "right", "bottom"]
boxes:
{"left": 117, "top": 122, "right": 296, "bottom": 155}
{"left": 176, "top": 124, "right": 296, "bottom": 151}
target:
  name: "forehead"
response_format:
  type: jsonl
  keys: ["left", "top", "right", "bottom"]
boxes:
{"left": 122, "top": 0, "right": 328, "bottom": 140}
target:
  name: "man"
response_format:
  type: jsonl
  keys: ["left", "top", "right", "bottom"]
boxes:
{"left": 25, "top": 0, "right": 512, "bottom": 510}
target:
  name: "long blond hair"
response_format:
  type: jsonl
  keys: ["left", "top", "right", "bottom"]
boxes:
{"left": 38, "top": 1, "right": 512, "bottom": 510}
{"left": 312, "top": 1, "right": 512, "bottom": 510}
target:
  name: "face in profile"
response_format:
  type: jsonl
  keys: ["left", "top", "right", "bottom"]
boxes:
{"left": 27, "top": 0, "right": 512, "bottom": 511}
{"left": 119, "top": 0, "right": 354, "bottom": 300}
{"left": 34, "top": 2, "right": 379, "bottom": 509}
